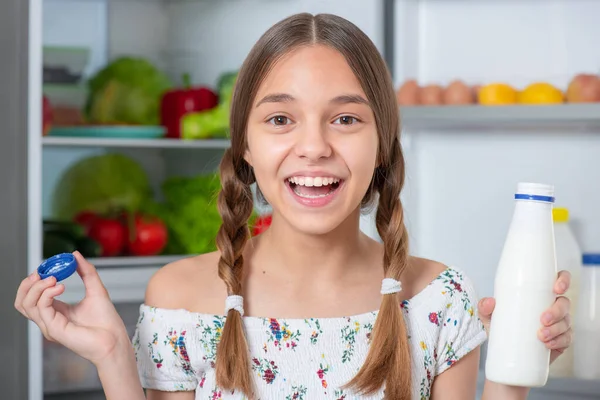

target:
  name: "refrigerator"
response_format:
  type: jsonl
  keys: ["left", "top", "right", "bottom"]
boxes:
{"left": 2, "top": 0, "right": 600, "bottom": 399}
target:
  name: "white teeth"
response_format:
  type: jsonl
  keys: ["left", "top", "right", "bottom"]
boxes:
{"left": 293, "top": 190, "right": 331, "bottom": 199}
{"left": 287, "top": 176, "right": 340, "bottom": 187}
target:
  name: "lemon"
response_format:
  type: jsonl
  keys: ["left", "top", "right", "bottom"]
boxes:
{"left": 478, "top": 83, "right": 519, "bottom": 105}
{"left": 518, "top": 82, "right": 564, "bottom": 104}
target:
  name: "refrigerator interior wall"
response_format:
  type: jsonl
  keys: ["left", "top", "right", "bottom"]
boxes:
{"left": 393, "top": 0, "right": 600, "bottom": 299}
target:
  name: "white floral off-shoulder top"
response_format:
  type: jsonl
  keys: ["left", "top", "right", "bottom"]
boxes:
{"left": 132, "top": 267, "right": 487, "bottom": 399}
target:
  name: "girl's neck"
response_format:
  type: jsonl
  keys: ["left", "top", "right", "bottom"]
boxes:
{"left": 249, "top": 209, "right": 375, "bottom": 282}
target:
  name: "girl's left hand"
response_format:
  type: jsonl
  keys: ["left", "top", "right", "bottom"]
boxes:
{"left": 478, "top": 270, "right": 572, "bottom": 364}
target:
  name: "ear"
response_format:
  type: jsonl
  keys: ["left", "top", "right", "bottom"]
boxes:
{"left": 244, "top": 148, "right": 253, "bottom": 167}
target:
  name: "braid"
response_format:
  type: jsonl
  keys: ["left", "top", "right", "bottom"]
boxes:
{"left": 214, "top": 148, "right": 255, "bottom": 396}
{"left": 345, "top": 138, "right": 412, "bottom": 399}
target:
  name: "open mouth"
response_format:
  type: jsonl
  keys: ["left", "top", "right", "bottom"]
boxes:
{"left": 286, "top": 176, "right": 343, "bottom": 199}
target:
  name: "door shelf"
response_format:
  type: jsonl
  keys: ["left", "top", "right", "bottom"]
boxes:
{"left": 400, "top": 104, "right": 600, "bottom": 130}
{"left": 42, "top": 136, "right": 231, "bottom": 149}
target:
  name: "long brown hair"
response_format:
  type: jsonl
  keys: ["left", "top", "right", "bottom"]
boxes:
{"left": 215, "top": 12, "right": 411, "bottom": 399}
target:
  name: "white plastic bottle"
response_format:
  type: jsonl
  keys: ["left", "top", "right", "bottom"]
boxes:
{"left": 548, "top": 207, "right": 581, "bottom": 378}
{"left": 573, "top": 254, "right": 600, "bottom": 380}
{"left": 485, "top": 182, "right": 557, "bottom": 387}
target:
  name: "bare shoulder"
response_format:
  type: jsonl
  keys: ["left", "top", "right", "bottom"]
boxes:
{"left": 401, "top": 256, "right": 448, "bottom": 299}
{"left": 144, "top": 251, "right": 226, "bottom": 314}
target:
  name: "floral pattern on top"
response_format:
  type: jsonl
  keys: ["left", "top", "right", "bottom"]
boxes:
{"left": 132, "top": 266, "right": 488, "bottom": 399}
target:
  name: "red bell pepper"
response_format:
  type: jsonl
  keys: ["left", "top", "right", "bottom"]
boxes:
{"left": 160, "top": 74, "right": 218, "bottom": 139}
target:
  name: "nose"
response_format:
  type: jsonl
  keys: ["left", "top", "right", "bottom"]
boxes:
{"left": 293, "top": 121, "right": 332, "bottom": 161}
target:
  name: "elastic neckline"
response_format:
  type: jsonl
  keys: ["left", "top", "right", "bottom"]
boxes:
{"left": 140, "top": 267, "right": 454, "bottom": 330}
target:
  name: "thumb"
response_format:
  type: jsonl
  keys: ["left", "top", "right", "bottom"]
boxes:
{"left": 478, "top": 297, "right": 496, "bottom": 333}
{"left": 73, "top": 251, "right": 108, "bottom": 297}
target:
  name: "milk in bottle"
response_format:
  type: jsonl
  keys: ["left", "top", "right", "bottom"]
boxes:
{"left": 485, "top": 182, "right": 557, "bottom": 387}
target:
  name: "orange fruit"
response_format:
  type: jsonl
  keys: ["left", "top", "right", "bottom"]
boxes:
{"left": 518, "top": 82, "right": 564, "bottom": 104}
{"left": 478, "top": 83, "right": 519, "bottom": 105}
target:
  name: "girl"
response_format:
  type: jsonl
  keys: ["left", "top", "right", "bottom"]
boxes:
{"left": 15, "top": 13, "right": 572, "bottom": 400}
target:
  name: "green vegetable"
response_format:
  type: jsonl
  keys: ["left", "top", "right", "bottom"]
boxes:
{"left": 142, "top": 173, "right": 222, "bottom": 255}
{"left": 181, "top": 71, "right": 237, "bottom": 140}
{"left": 181, "top": 106, "right": 229, "bottom": 139}
{"left": 43, "top": 219, "right": 85, "bottom": 238}
{"left": 52, "top": 153, "right": 153, "bottom": 220}
{"left": 85, "top": 57, "right": 172, "bottom": 125}
{"left": 216, "top": 71, "right": 237, "bottom": 102}
{"left": 75, "top": 237, "right": 102, "bottom": 258}
{"left": 43, "top": 232, "right": 77, "bottom": 259}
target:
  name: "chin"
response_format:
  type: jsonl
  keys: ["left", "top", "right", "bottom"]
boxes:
{"left": 283, "top": 210, "right": 355, "bottom": 236}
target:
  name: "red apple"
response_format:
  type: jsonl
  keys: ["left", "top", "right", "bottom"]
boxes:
{"left": 566, "top": 74, "right": 600, "bottom": 103}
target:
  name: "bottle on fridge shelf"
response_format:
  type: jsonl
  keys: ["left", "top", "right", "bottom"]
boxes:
{"left": 548, "top": 207, "right": 581, "bottom": 378}
{"left": 573, "top": 254, "right": 600, "bottom": 380}
{"left": 485, "top": 182, "right": 557, "bottom": 387}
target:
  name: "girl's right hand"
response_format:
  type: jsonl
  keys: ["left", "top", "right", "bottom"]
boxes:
{"left": 14, "top": 251, "right": 131, "bottom": 367}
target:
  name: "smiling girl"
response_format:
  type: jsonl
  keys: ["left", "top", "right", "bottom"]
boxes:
{"left": 15, "top": 13, "right": 572, "bottom": 400}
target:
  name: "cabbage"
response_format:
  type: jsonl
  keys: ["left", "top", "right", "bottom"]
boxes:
{"left": 52, "top": 153, "right": 153, "bottom": 219}
{"left": 85, "top": 57, "right": 172, "bottom": 125}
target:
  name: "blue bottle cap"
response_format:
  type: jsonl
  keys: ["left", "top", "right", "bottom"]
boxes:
{"left": 38, "top": 253, "right": 78, "bottom": 282}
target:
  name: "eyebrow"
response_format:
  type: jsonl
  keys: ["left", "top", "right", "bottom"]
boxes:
{"left": 255, "top": 93, "right": 370, "bottom": 107}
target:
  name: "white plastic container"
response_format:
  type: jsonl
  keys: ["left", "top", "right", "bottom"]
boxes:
{"left": 548, "top": 207, "right": 581, "bottom": 378}
{"left": 573, "top": 254, "right": 600, "bottom": 380}
{"left": 485, "top": 182, "right": 557, "bottom": 387}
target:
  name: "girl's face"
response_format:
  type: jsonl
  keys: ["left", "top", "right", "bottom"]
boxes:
{"left": 245, "top": 45, "right": 378, "bottom": 235}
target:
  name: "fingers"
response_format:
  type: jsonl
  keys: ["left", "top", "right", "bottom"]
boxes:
{"left": 545, "top": 328, "right": 573, "bottom": 350}
{"left": 477, "top": 297, "right": 496, "bottom": 333}
{"left": 21, "top": 275, "right": 57, "bottom": 323}
{"left": 73, "top": 251, "right": 107, "bottom": 297}
{"left": 541, "top": 296, "right": 571, "bottom": 327}
{"left": 538, "top": 312, "right": 571, "bottom": 342}
{"left": 554, "top": 270, "right": 571, "bottom": 295}
{"left": 38, "top": 284, "right": 69, "bottom": 340}
{"left": 478, "top": 297, "right": 496, "bottom": 318}
{"left": 15, "top": 272, "right": 40, "bottom": 317}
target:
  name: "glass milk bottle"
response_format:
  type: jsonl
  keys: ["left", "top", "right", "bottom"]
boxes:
{"left": 549, "top": 207, "right": 581, "bottom": 378}
{"left": 573, "top": 254, "right": 600, "bottom": 380}
{"left": 485, "top": 182, "right": 557, "bottom": 387}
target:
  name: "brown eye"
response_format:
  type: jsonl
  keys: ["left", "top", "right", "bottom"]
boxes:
{"left": 269, "top": 116, "right": 290, "bottom": 126}
{"left": 335, "top": 116, "right": 359, "bottom": 125}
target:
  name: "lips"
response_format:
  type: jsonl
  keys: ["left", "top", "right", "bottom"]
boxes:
{"left": 285, "top": 174, "right": 344, "bottom": 207}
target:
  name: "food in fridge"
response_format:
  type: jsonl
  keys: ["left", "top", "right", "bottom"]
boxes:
{"left": 141, "top": 173, "right": 224, "bottom": 255}
{"left": 126, "top": 214, "right": 168, "bottom": 256}
{"left": 43, "top": 219, "right": 102, "bottom": 259}
{"left": 51, "top": 153, "right": 152, "bottom": 220}
{"left": 43, "top": 95, "right": 53, "bottom": 136}
{"left": 566, "top": 73, "right": 600, "bottom": 103}
{"left": 161, "top": 73, "right": 219, "bottom": 139}
{"left": 396, "top": 79, "right": 420, "bottom": 105}
{"left": 87, "top": 216, "right": 127, "bottom": 257}
{"left": 84, "top": 57, "right": 172, "bottom": 125}
{"left": 181, "top": 71, "right": 237, "bottom": 140}
{"left": 442, "top": 80, "right": 475, "bottom": 105}
{"left": 252, "top": 214, "right": 272, "bottom": 236}
{"left": 518, "top": 82, "right": 564, "bottom": 104}
{"left": 477, "top": 83, "right": 518, "bottom": 105}
{"left": 418, "top": 83, "right": 444, "bottom": 105}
